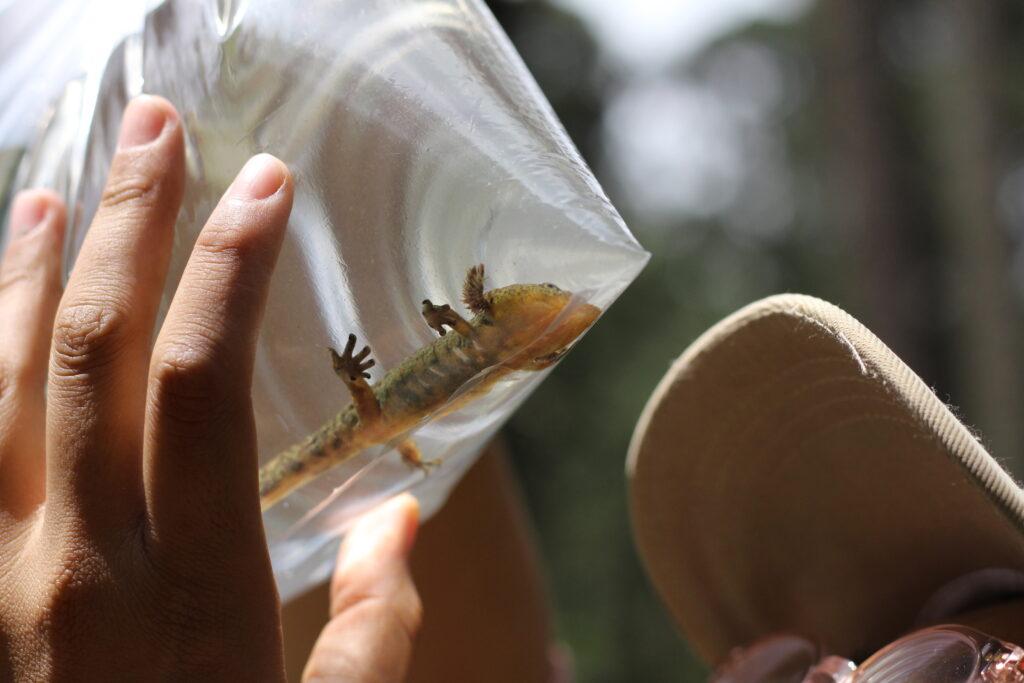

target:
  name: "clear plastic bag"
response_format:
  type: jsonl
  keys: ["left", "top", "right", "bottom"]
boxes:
{"left": 0, "top": 0, "right": 648, "bottom": 600}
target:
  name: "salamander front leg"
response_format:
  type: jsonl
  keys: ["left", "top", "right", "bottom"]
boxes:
{"left": 421, "top": 300, "right": 474, "bottom": 338}
{"left": 396, "top": 437, "right": 441, "bottom": 472}
{"left": 329, "top": 334, "right": 381, "bottom": 424}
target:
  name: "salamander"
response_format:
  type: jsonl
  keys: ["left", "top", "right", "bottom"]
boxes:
{"left": 258, "top": 264, "right": 600, "bottom": 510}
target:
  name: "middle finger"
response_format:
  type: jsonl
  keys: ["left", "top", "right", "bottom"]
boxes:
{"left": 45, "top": 96, "right": 184, "bottom": 532}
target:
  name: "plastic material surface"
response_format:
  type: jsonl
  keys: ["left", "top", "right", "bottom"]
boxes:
{"left": 0, "top": 0, "right": 648, "bottom": 600}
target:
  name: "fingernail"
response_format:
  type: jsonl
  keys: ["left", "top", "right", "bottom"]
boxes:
{"left": 232, "top": 154, "right": 287, "bottom": 200}
{"left": 10, "top": 191, "right": 51, "bottom": 237}
{"left": 117, "top": 96, "right": 172, "bottom": 149}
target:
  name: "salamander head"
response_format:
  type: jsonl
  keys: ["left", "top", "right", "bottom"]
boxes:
{"left": 481, "top": 282, "right": 601, "bottom": 369}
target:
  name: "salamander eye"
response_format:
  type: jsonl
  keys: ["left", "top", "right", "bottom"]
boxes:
{"left": 542, "top": 283, "right": 557, "bottom": 289}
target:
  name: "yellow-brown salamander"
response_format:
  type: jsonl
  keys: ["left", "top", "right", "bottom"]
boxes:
{"left": 258, "top": 264, "right": 600, "bottom": 510}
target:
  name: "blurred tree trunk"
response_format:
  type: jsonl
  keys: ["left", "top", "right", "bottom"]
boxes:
{"left": 815, "top": 0, "right": 944, "bottom": 383}
{"left": 923, "top": 0, "right": 1023, "bottom": 466}
{"left": 817, "top": 0, "right": 1023, "bottom": 467}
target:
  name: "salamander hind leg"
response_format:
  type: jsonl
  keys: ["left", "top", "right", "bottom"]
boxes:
{"left": 329, "top": 334, "right": 381, "bottom": 424}
{"left": 461, "top": 263, "right": 491, "bottom": 315}
{"left": 397, "top": 437, "right": 441, "bottom": 472}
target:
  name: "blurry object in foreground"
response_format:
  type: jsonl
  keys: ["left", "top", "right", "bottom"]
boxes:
{"left": 630, "top": 294, "right": 1024, "bottom": 665}
{"left": 710, "top": 624, "right": 1024, "bottom": 683}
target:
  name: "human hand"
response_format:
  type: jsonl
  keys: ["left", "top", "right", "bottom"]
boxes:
{"left": 0, "top": 95, "right": 421, "bottom": 682}
{"left": 302, "top": 493, "right": 422, "bottom": 682}
{"left": 0, "top": 94, "right": 292, "bottom": 680}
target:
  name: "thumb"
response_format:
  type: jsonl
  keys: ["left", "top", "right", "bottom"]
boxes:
{"left": 303, "top": 494, "right": 422, "bottom": 683}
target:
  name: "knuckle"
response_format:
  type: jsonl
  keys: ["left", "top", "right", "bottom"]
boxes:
{"left": 151, "top": 340, "right": 234, "bottom": 426}
{"left": 193, "top": 216, "right": 271, "bottom": 275}
{"left": 395, "top": 583, "right": 423, "bottom": 640}
{"left": 302, "top": 624, "right": 363, "bottom": 681}
{"left": 0, "top": 233, "right": 61, "bottom": 300}
{"left": 99, "top": 168, "right": 161, "bottom": 211}
{"left": 196, "top": 229, "right": 246, "bottom": 260}
{"left": 39, "top": 544, "right": 110, "bottom": 635}
{"left": 316, "top": 591, "right": 421, "bottom": 683}
{"left": 190, "top": 248, "right": 256, "bottom": 302}
{"left": 0, "top": 259, "right": 37, "bottom": 295}
{"left": 151, "top": 583, "right": 230, "bottom": 657}
{"left": 51, "top": 301, "right": 130, "bottom": 376}
{"left": 0, "top": 365, "right": 32, "bottom": 415}
{"left": 139, "top": 550, "right": 267, "bottom": 666}
{"left": 329, "top": 581, "right": 423, "bottom": 642}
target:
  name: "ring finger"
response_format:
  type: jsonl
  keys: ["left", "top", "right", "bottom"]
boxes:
{"left": 0, "top": 191, "right": 66, "bottom": 515}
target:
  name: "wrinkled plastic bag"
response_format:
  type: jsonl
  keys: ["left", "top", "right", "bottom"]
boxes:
{"left": 0, "top": 0, "right": 649, "bottom": 600}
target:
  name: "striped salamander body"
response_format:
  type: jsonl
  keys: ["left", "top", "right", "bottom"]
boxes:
{"left": 258, "top": 264, "right": 600, "bottom": 510}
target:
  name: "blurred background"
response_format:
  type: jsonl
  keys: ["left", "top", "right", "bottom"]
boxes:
{"left": 485, "top": 0, "right": 1024, "bottom": 679}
